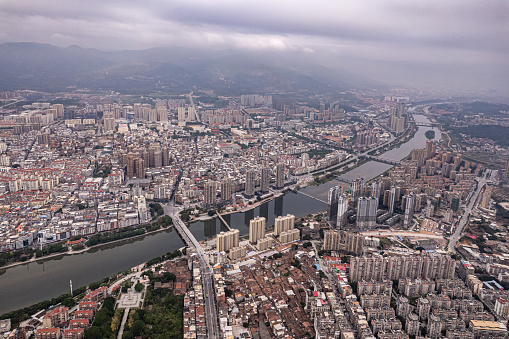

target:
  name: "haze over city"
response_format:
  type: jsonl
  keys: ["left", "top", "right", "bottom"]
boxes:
{"left": 1, "top": 0, "right": 509, "bottom": 94}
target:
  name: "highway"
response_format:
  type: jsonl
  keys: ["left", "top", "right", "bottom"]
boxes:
{"left": 447, "top": 171, "right": 489, "bottom": 252}
{"left": 164, "top": 204, "right": 219, "bottom": 338}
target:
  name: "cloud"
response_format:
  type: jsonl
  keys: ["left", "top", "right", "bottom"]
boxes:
{"left": 0, "top": 0, "right": 508, "bottom": 91}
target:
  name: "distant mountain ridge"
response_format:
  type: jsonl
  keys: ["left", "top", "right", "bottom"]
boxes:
{"left": 0, "top": 42, "right": 381, "bottom": 94}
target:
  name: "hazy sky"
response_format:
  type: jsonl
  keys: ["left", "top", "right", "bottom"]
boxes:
{"left": 1, "top": 0, "right": 508, "bottom": 92}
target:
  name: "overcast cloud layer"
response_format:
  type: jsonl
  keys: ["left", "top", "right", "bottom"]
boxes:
{"left": 1, "top": 0, "right": 508, "bottom": 92}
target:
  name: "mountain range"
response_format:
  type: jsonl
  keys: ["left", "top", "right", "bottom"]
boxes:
{"left": 0, "top": 42, "right": 381, "bottom": 95}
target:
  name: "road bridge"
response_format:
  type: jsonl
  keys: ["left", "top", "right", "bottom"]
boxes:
{"left": 297, "top": 191, "right": 328, "bottom": 204}
{"left": 165, "top": 205, "right": 219, "bottom": 338}
{"left": 414, "top": 122, "right": 441, "bottom": 128}
{"left": 216, "top": 213, "right": 232, "bottom": 230}
{"left": 364, "top": 155, "right": 401, "bottom": 166}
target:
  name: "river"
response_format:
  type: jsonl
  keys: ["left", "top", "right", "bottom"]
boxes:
{"left": 0, "top": 115, "right": 438, "bottom": 315}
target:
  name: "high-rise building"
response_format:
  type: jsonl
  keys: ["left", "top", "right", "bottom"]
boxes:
{"left": 154, "top": 185, "right": 166, "bottom": 200}
{"left": 187, "top": 106, "right": 197, "bottom": 122}
{"left": 229, "top": 246, "right": 247, "bottom": 260}
{"left": 134, "top": 103, "right": 142, "bottom": 119}
{"left": 126, "top": 155, "right": 135, "bottom": 179}
{"left": 203, "top": 180, "right": 217, "bottom": 208}
{"left": 220, "top": 178, "right": 233, "bottom": 204}
{"left": 157, "top": 106, "right": 168, "bottom": 122}
{"left": 153, "top": 148, "right": 162, "bottom": 168}
{"left": 404, "top": 192, "right": 415, "bottom": 229}
{"left": 480, "top": 186, "right": 492, "bottom": 209}
{"left": 217, "top": 229, "right": 239, "bottom": 253}
{"left": 412, "top": 148, "right": 426, "bottom": 168}
{"left": 177, "top": 107, "right": 186, "bottom": 122}
{"left": 417, "top": 297, "right": 431, "bottom": 320}
{"left": 427, "top": 314, "right": 442, "bottom": 338}
{"left": 249, "top": 217, "right": 266, "bottom": 243}
{"left": 256, "top": 237, "right": 272, "bottom": 251}
{"left": 426, "top": 200, "right": 435, "bottom": 218}
{"left": 397, "top": 296, "right": 410, "bottom": 318}
{"left": 389, "top": 186, "right": 396, "bottom": 216}
{"left": 52, "top": 104, "right": 64, "bottom": 118}
{"left": 279, "top": 228, "right": 300, "bottom": 244}
{"left": 356, "top": 196, "right": 378, "bottom": 230}
{"left": 371, "top": 180, "right": 381, "bottom": 199}
{"left": 148, "top": 109, "right": 157, "bottom": 122}
{"left": 406, "top": 313, "right": 419, "bottom": 336}
{"left": 425, "top": 139, "right": 435, "bottom": 159}
{"left": 260, "top": 166, "right": 270, "bottom": 193}
{"left": 351, "top": 177, "right": 365, "bottom": 201}
{"left": 134, "top": 158, "right": 145, "bottom": 178}
{"left": 327, "top": 186, "right": 342, "bottom": 224}
{"left": 103, "top": 111, "right": 115, "bottom": 132}
{"left": 349, "top": 254, "right": 455, "bottom": 283}
{"left": 162, "top": 146, "right": 170, "bottom": 166}
{"left": 37, "top": 133, "right": 51, "bottom": 145}
{"left": 323, "top": 230, "right": 364, "bottom": 255}
{"left": 336, "top": 193, "right": 349, "bottom": 229}
{"left": 453, "top": 155, "right": 462, "bottom": 169}
{"left": 276, "top": 163, "right": 285, "bottom": 188}
{"left": 274, "top": 214, "right": 295, "bottom": 235}
{"left": 245, "top": 169, "right": 256, "bottom": 196}
{"left": 389, "top": 104, "right": 407, "bottom": 132}
{"left": 451, "top": 195, "right": 460, "bottom": 212}
{"left": 505, "top": 159, "right": 509, "bottom": 179}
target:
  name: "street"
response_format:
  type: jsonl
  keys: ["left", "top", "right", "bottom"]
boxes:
{"left": 164, "top": 203, "right": 219, "bottom": 338}
{"left": 447, "top": 171, "right": 489, "bottom": 252}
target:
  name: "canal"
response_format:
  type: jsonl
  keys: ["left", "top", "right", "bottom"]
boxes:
{"left": 0, "top": 115, "right": 438, "bottom": 315}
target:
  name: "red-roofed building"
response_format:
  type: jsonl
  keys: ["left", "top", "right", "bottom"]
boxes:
{"left": 77, "top": 301, "right": 97, "bottom": 312}
{"left": 42, "top": 306, "right": 68, "bottom": 328}
{"left": 69, "top": 319, "right": 89, "bottom": 330}
{"left": 83, "top": 286, "right": 107, "bottom": 302}
{"left": 35, "top": 328, "right": 60, "bottom": 339}
{"left": 74, "top": 310, "right": 93, "bottom": 320}
{"left": 63, "top": 328, "right": 84, "bottom": 339}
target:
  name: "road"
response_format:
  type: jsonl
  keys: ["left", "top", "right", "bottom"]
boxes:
{"left": 0, "top": 98, "right": 24, "bottom": 109}
{"left": 108, "top": 271, "right": 143, "bottom": 294}
{"left": 361, "top": 231, "right": 445, "bottom": 239}
{"left": 447, "top": 171, "right": 489, "bottom": 252}
{"left": 164, "top": 203, "right": 219, "bottom": 338}
{"left": 117, "top": 307, "right": 130, "bottom": 339}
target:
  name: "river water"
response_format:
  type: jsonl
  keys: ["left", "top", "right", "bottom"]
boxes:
{"left": 0, "top": 115, "right": 439, "bottom": 315}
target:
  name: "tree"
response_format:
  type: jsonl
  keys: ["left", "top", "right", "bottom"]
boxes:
{"left": 83, "top": 326, "right": 102, "bottom": 339}
{"left": 89, "top": 281, "right": 101, "bottom": 290}
{"left": 135, "top": 282, "right": 144, "bottom": 292}
{"left": 243, "top": 322, "right": 249, "bottom": 328}
{"left": 131, "top": 320, "right": 145, "bottom": 336}
{"left": 62, "top": 296, "right": 75, "bottom": 308}
{"left": 92, "top": 309, "right": 109, "bottom": 326}
{"left": 181, "top": 213, "right": 190, "bottom": 222}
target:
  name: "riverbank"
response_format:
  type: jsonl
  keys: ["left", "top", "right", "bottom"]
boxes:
{"left": 0, "top": 225, "right": 174, "bottom": 271}
{"left": 369, "top": 125, "right": 417, "bottom": 156}
{"left": 0, "top": 114, "right": 440, "bottom": 316}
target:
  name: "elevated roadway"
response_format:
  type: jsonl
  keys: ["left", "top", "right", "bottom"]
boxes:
{"left": 164, "top": 204, "right": 219, "bottom": 338}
